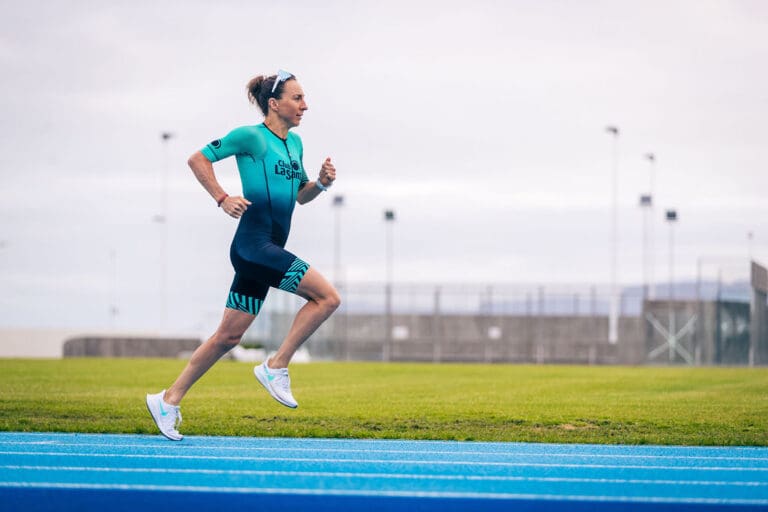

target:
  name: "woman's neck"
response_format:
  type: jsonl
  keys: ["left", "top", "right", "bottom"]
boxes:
{"left": 263, "top": 117, "right": 289, "bottom": 140}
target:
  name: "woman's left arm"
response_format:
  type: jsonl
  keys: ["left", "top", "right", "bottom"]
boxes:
{"left": 297, "top": 157, "right": 336, "bottom": 204}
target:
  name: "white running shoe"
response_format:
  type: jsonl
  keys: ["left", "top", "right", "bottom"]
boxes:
{"left": 145, "top": 390, "right": 183, "bottom": 441}
{"left": 254, "top": 359, "right": 298, "bottom": 408}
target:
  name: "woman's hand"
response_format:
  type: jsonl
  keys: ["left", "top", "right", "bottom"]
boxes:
{"left": 221, "top": 196, "right": 252, "bottom": 219}
{"left": 319, "top": 157, "right": 336, "bottom": 186}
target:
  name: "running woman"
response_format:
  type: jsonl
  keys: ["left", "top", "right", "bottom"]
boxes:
{"left": 146, "top": 70, "right": 340, "bottom": 441}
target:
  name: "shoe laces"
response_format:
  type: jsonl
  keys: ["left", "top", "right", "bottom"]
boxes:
{"left": 272, "top": 368, "right": 292, "bottom": 394}
{"left": 161, "top": 401, "right": 182, "bottom": 431}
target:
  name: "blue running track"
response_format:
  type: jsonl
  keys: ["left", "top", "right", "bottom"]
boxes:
{"left": 1, "top": 432, "right": 767, "bottom": 511}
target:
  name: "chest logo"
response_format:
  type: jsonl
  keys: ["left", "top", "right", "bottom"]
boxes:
{"left": 274, "top": 160, "right": 302, "bottom": 180}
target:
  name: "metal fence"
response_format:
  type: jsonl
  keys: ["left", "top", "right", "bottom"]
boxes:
{"left": 256, "top": 282, "right": 647, "bottom": 318}
{"left": 242, "top": 283, "right": 644, "bottom": 364}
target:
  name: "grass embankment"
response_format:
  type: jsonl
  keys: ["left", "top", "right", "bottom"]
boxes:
{"left": 0, "top": 359, "right": 766, "bottom": 445}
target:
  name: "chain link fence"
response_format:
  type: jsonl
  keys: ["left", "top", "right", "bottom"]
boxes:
{"left": 244, "top": 283, "right": 648, "bottom": 364}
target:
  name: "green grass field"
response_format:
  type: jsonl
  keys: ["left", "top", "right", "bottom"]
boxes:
{"left": 1, "top": 358, "right": 766, "bottom": 446}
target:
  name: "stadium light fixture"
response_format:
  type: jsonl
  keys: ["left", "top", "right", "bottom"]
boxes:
{"left": 605, "top": 125, "right": 620, "bottom": 344}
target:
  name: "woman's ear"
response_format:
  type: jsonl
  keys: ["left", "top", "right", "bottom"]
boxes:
{"left": 268, "top": 97, "right": 279, "bottom": 111}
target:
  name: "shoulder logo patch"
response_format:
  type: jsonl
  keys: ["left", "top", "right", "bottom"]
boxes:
{"left": 211, "top": 139, "right": 221, "bottom": 148}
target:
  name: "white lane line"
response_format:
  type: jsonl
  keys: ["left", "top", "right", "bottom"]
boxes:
{"left": 2, "top": 465, "right": 767, "bottom": 487}
{"left": 1, "top": 481, "right": 766, "bottom": 505}
{"left": 0, "top": 451, "right": 767, "bottom": 472}
{"left": 1, "top": 440, "right": 766, "bottom": 462}
{"left": 3, "top": 434, "right": 764, "bottom": 453}
{"left": 0, "top": 441, "right": 56, "bottom": 445}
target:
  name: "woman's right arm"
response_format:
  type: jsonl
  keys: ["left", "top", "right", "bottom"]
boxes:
{"left": 188, "top": 151, "right": 251, "bottom": 218}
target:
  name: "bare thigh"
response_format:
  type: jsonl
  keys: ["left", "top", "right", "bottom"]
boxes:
{"left": 294, "top": 267, "right": 339, "bottom": 304}
{"left": 218, "top": 307, "right": 258, "bottom": 339}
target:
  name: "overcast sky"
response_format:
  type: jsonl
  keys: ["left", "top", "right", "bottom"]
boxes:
{"left": 1, "top": 0, "right": 766, "bottom": 333}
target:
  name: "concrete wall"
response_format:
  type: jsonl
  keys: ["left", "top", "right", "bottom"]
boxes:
{"left": 270, "top": 313, "right": 646, "bottom": 365}
{"left": 10, "top": 301, "right": 761, "bottom": 365}
{"left": 63, "top": 336, "right": 201, "bottom": 358}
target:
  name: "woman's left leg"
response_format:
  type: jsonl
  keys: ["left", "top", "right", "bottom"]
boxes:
{"left": 147, "top": 307, "right": 256, "bottom": 440}
{"left": 165, "top": 307, "right": 256, "bottom": 405}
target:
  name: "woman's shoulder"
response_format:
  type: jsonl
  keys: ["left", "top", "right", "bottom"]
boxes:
{"left": 224, "top": 125, "right": 268, "bottom": 158}
{"left": 227, "top": 124, "right": 266, "bottom": 138}
{"left": 224, "top": 125, "right": 269, "bottom": 145}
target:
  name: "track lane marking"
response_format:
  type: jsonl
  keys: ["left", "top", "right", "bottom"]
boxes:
{"left": 1, "top": 451, "right": 766, "bottom": 472}
{"left": 2, "top": 440, "right": 767, "bottom": 462}
{"left": 2, "top": 465, "right": 767, "bottom": 487}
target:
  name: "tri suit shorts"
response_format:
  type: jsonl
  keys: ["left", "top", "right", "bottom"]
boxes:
{"left": 226, "top": 234, "right": 309, "bottom": 316}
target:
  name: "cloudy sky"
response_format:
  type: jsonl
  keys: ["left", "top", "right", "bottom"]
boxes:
{"left": 1, "top": 0, "right": 766, "bottom": 333}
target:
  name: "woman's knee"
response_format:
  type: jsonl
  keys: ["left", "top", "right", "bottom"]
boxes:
{"left": 298, "top": 268, "right": 341, "bottom": 313}
{"left": 321, "top": 287, "right": 341, "bottom": 314}
{"left": 213, "top": 329, "right": 244, "bottom": 350}
{"left": 213, "top": 312, "right": 253, "bottom": 349}
{"left": 216, "top": 333, "right": 243, "bottom": 351}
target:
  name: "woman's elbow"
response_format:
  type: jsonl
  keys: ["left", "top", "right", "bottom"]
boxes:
{"left": 188, "top": 151, "right": 206, "bottom": 169}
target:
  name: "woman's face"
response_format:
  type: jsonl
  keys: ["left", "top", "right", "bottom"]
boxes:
{"left": 274, "top": 80, "right": 308, "bottom": 128}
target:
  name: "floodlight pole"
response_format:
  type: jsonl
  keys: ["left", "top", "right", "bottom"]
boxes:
{"left": 109, "top": 248, "right": 119, "bottom": 329}
{"left": 666, "top": 209, "right": 678, "bottom": 360}
{"left": 331, "top": 195, "right": 346, "bottom": 359}
{"left": 639, "top": 193, "right": 652, "bottom": 301}
{"left": 332, "top": 195, "right": 344, "bottom": 287}
{"left": 666, "top": 209, "right": 677, "bottom": 301}
{"left": 383, "top": 210, "right": 396, "bottom": 362}
{"left": 647, "top": 209, "right": 695, "bottom": 365}
{"left": 158, "top": 131, "right": 174, "bottom": 331}
{"left": 645, "top": 153, "right": 656, "bottom": 300}
{"left": 606, "top": 126, "right": 620, "bottom": 344}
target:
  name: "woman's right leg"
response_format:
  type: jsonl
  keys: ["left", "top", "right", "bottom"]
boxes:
{"left": 269, "top": 267, "right": 341, "bottom": 368}
{"left": 164, "top": 307, "right": 255, "bottom": 406}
